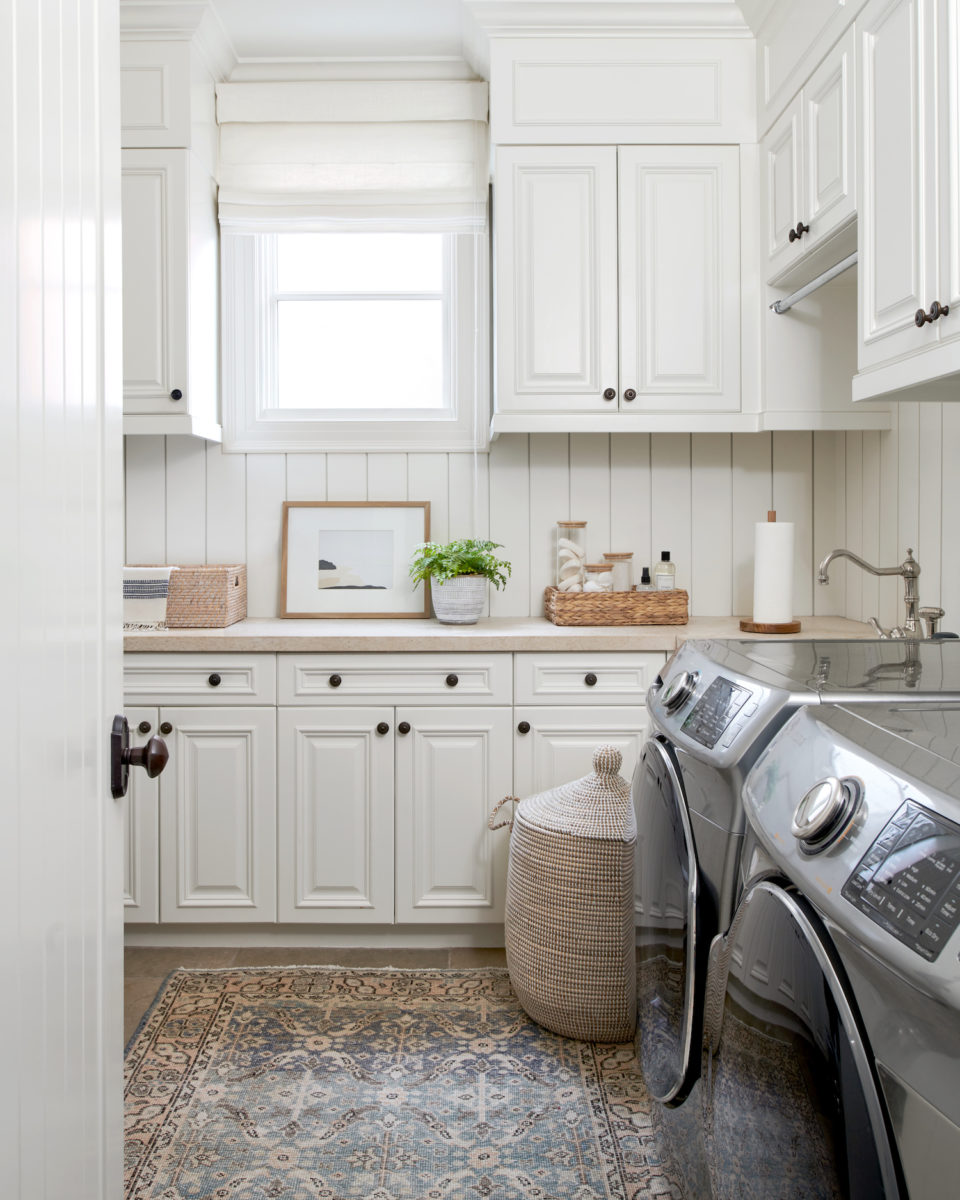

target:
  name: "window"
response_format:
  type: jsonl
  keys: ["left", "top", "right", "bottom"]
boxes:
{"left": 222, "top": 229, "right": 488, "bottom": 452}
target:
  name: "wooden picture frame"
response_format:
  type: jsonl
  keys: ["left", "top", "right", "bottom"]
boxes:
{"left": 280, "top": 501, "right": 431, "bottom": 619}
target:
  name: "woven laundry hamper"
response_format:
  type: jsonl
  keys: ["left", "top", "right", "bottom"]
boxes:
{"left": 494, "top": 745, "right": 637, "bottom": 1042}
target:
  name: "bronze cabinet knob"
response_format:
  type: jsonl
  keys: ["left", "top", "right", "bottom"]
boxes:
{"left": 207, "top": 673, "right": 221, "bottom": 687}
{"left": 916, "top": 301, "right": 950, "bottom": 326}
{"left": 788, "top": 220, "right": 810, "bottom": 243}
{"left": 584, "top": 672, "right": 598, "bottom": 687}
{"left": 602, "top": 387, "right": 617, "bottom": 401}
{"left": 329, "top": 674, "right": 342, "bottom": 687}
{"left": 517, "top": 720, "right": 531, "bottom": 734}
{"left": 445, "top": 673, "right": 459, "bottom": 687}
{"left": 170, "top": 388, "right": 182, "bottom": 400}
{"left": 159, "top": 721, "right": 173, "bottom": 736}
{"left": 376, "top": 722, "right": 390, "bottom": 736}
{"left": 138, "top": 720, "right": 152, "bottom": 735}
{"left": 623, "top": 389, "right": 637, "bottom": 401}
{"left": 398, "top": 721, "right": 411, "bottom": 735}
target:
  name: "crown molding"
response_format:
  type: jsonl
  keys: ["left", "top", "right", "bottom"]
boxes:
{"left": 463, "top": 1, "right": 753, "bottom": 38}
{"left": 119, "top": 1, "right": 237, "bottom": 79}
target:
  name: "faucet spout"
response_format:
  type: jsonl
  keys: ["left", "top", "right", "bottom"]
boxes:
{"left": 817, "top": 548, "right": 923, "bottom": 636}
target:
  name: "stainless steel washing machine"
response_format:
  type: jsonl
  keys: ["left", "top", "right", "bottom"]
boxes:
{"left": 632, "top": 636, "right": 960, "bottom": 1187}
{"left": 729, "top": 701, "right": 960, "bottom": 1200}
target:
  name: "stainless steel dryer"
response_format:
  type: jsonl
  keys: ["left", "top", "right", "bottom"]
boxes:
{"left": 633, "top": 638, "right": 960, "bottom": 1117}
{"left": 722, "top": 700, "right": 960, "bottom": 1199}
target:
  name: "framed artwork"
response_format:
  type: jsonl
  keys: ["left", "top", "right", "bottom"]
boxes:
{"left": 280, "top": 501, "right": 431, "bottom": 618}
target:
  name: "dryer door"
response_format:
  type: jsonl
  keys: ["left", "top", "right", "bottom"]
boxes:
{"left": 634, "top": 736, "right": 701, "bottom": 1104}
{"left": 704, "top": 880, "right": 903, "bottom": 1199}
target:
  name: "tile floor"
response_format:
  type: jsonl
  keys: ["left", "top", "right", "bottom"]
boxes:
{"left": 124, "top": 946, "right": 508, "bottom": 1046}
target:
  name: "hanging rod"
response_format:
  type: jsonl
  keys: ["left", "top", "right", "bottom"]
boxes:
{"left": 770, "top": 251, "right": 859, "bottom": 314}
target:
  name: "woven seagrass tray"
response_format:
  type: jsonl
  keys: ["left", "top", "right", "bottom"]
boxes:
{"left": 544, "top": 585, "right": 688, "bottom": 626}
{"left": 166, "top": 565, "right": 247, "bottom": 628}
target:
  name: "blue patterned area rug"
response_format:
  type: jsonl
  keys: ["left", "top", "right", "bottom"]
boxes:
{"left": 124, "top": 967, "right": 683, "bottom": 1200}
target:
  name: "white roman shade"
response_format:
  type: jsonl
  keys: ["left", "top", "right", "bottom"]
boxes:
{"left": 216, "top": 80, "right": 489, "bottom": 230}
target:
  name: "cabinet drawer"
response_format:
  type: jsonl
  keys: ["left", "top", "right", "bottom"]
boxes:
{"left": 123, "top": 654, "right": 276, "bottom": 704}
{"left": 279, "top": 654, "right": 513, "bottom": 706}
{"left": 514, "top": 652, "right": 664, "bottom": 705}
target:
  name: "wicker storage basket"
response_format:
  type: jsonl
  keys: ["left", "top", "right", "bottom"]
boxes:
{"left": 495, "top": 745, "right": 637, "bottom": 1042}
{"left": 544, "top": 585, "right": 688, "bottom": 626}
{"left": 166, "top": 565, "right": 247, "bottom": 628}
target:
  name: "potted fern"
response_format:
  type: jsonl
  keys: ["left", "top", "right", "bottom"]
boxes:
{"left": 409, "top": 539, "right": 512, "bottom": 624}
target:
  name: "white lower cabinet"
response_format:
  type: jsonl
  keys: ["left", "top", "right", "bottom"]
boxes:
{"left": 513, "top": 706, "right": 649, "bottom": 797}
{"left": 124, "top": 651, "right": 660, "bottom": 933}
{"left": 122, "top": 707, "right": 160, "bottom": 922}
{"left": 277, "top": 707, "right": 395, "bottom": 923}
{"left": 159, "top": 706, "right": 277, "bottom": 923}
{"left": 395, "top": 707, "right": 514, "bottom": 924}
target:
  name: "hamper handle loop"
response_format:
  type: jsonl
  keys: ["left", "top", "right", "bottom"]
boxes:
{"left": 488, "top": 795, "right": 519, "bottom": 832}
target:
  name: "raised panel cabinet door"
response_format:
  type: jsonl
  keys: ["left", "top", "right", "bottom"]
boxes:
{"left": 804, "top": 26, "right": 857, "bottom": 251}
{"left": 277, "top": 708, "right": 394, "bottom": 923}
{"left": 159, "top": 707, "right": 276, "bottom": 923}
{"left": 121, "top": 148, "right": 188, "bottom": 413}
{"left": 512, "top": 706, "right": 648, "bottom": 799}
{"left": 858, "top": 0, "right": 939, "bottom": 368}
{"left": 513, "top": 707, "right": 648, "bottom": 918}
{"left": 494, "top": 146, "right": 619, "bottom": 413}
{"left": 122, "top": 707, "right": 160, "bottom": 923}
{"left": 761, "top": 96, "right": 803, "bottom": 282}
{"left": 395, "top": 706, "right": 513, "bottom": 923}
{"left": 940, "top": 0, "right": 960, "bottom": 339}
{"left": 618, "top": 146, "right": 741, "bottom": 412}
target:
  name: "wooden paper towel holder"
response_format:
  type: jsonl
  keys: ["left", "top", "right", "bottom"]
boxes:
{"left": 739, "top": 510, "right": 802, "bottom": 634}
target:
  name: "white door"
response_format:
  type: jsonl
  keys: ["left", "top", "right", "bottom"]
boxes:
{"left": 277, "top": 707, "right": 395, "bottom": 923}
{"left": 395, "top": 706, "right": 513, "bottom": 923}
{"left": 618, "top": 145, "right": 741, "bottom": 412}
{"left": 159, "top": 707, "right": 277, "bottom": 922}
{"left": 858, "top": 0, "right": 939, "bottom": 367}
{"left": 513, "top": 707, "right": 648, "bottom": 797}
{"left": 762, "top": 96, "right": 803, "bottom": 281}
{"left": 123, "top": 708, "right": 160, "bottom": 923}
{"left": 121, "top": 148, "right": 188, "bottom": 413}
{"left": 494, "top": 146, "right": 619, "bottom": 413}
{"left": 0, "top": 1, "right": 124, "bottom": 1196}
{"left": 803, "top": 26, "right": 857, "bottom": 255}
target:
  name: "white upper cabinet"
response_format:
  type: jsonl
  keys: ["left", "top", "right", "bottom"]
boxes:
{"left": 494, "top": 147, "right": 619, "bottom": 414}
{"left": 619, "top": 146, "right": 740, "bottom": 413}
{"left": 763, "top": 28, "right": 857, "bottom": 287}
{"left": 854, "top": 0, "right": 960, "bottom": 399}
{"left": 494, "top": 144, "right": 741, "bottom": 427}
{"left": 120, "top": 38, "right": 221, "bottom": 439}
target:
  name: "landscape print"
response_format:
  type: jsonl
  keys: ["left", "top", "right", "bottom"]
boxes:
{"left": 317, "top": 529, "right": 393, "bottom": 590}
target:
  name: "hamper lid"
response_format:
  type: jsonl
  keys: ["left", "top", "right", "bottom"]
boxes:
{"left": 517, "top": 745, "right": 635, "bottom": 842}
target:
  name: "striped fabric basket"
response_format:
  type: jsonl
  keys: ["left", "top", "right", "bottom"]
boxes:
{"left": 491, "top": 745, "right": 637, "bottom": 1042}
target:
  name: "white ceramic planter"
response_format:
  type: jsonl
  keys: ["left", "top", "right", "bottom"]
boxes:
{"left": 431, "top": 575, "right": 487, "bottom": 624}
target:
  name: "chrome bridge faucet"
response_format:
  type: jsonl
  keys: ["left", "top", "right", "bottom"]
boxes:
{"left": 816, "top": 547, "right": 942, "bottom": 639}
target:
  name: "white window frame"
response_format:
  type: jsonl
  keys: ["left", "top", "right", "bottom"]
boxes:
{"left": 221, "top": 230, "right": 489, "bottom": 452}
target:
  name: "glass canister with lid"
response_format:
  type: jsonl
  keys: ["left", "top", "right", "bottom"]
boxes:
{"left": 556, "top": 521, "right": 587, "bottom": 591}
{"left": 584, "top": 562, "right": 613, "bottom": 592}
{"left": 602, "top": 552, "right": 634, "bottom": 592}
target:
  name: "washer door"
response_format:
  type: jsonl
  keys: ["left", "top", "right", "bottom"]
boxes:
{"left": 704, "top": 880, "right": 903, "bottom": 1199}
{"left": 634, "top": 736, "right": 701, "bottom": 1105}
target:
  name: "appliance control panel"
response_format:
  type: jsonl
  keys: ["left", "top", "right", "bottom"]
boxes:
{"left": 681, "top": 675, "right": 755, "bottom": 749}
{"left": 842, "top": 800, "right": 960, "bottom": 961}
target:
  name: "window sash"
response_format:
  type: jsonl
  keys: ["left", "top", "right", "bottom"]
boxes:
{"left": 221, "top": 230, "right": 488, "bottom": 452}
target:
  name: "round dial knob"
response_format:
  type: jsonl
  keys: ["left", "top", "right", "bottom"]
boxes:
{"left": 791, "top": 776, "right": 861, "bottom": 853}
{"left": 660, "top": 670, "right": 699, "bottom": 713}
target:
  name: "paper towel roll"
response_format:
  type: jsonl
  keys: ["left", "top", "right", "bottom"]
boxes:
{"left": 752, "top": 518, "right": 795, "bottom": 624}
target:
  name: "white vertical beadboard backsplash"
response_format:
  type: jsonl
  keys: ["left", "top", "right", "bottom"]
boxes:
{"left": 124, "top": 430, "right": 859, "bottom": 619}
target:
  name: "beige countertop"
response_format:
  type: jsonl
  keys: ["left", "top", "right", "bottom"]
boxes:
{"left": 124, "top": 615, "right": 876, "bottom": 653}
